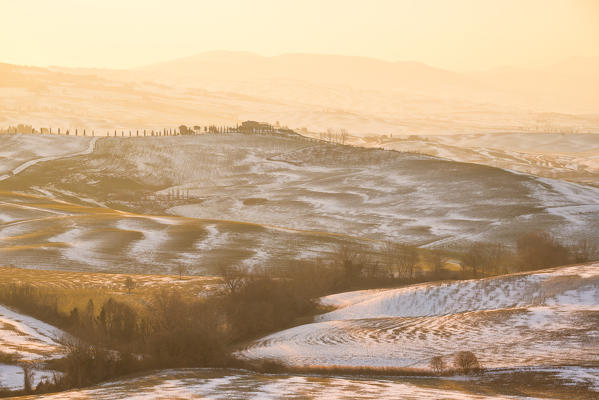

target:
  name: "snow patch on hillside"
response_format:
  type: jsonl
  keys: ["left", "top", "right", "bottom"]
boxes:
{"left": 0, "top": 304, "right": 65, "bottom": 360}
{"left": 241, "top": 264, "right": 599, "bottom": 369}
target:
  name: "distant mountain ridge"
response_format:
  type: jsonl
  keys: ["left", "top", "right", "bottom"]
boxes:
{"left": 133, "top": 51, "right": 599, "bottom": 114}
{"left": 136, "top": 51, "right": 485, "bottom": 95}
{"left": 0, "top": 51, "right": 598, "bottom": 133}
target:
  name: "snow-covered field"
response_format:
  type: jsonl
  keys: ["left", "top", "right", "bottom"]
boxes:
{"left": 0, "top": 304, "right": 65, "bottom": 361}
{"left": 0, "top": 134, "right": 95, "bottom": 181}
{"left": 0, "top": 191, "right": 367, "bottom": 274}
{"left": 361, "top": 132, "right": 599, "bottom": 187}
{"left": 0, "top": 305, "right": 66, "bottom": 390}
{"left": 2, "top": 134, "right": 599, "bottom": 256}
{"left": 0, "top": 364, "right": 58, "bottom": 392}
{"left": 241, "top": 264, "right": 599, "bottom": 375}
{"left": 18, "top": 368, "right": 569, "bottom": 400}
{"left": 0, "top": 133, "right": 597, "bottom": 397}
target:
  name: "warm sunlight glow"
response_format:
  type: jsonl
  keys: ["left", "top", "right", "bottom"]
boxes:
{"left": 1, "top": 1, "right": 599, "bottom": 398}
{"left": 2, "top": 0, "right": 598, "bottom": 70}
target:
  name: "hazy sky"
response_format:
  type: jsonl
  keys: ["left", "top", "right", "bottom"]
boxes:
{"left": 2, "top": 0, "right": 598, "bottom": 70}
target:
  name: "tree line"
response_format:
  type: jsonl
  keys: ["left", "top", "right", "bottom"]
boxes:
{"left": 0, "top": 120, "right": 297, "bottom": 137}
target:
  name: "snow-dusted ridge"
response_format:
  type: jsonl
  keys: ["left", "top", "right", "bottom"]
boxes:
{"left": 319, "top": 263, "right": 599, "bottom": 320}
{"left": 241, "top": 264, "right": 599, "bottom": 373}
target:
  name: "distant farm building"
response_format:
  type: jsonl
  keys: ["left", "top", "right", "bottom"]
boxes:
{"left": 239, "top": 121, "right": 273, "bottom": 134}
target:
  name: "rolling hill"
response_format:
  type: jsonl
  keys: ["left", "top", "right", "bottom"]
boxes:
{"left": 241, "top": 263, "right": 599, "bottom": 373}
{"left": 1, "top": 132, "right": 599, "bottom": 274}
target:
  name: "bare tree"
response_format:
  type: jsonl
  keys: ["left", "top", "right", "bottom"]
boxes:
{"left": 22, "top": 364, "right": 33, "bottom": 393}
{"left": 326, "top": 128, "right": 337, "bottom": 143}
{"left": 463, "top": 242, "right": 511, "bottom": 277}
{"left": 384, "top": 241, "right": 419, "bottom": 279}
{"left": 573, "top": 239, "right": 597, "bottom": 263}
{"left": 453, "top": 351, "right": 482, "bottom": 374}
{"left": 176, "top": 264, "right": 188, "bottom": 280}
{"left": 339, "top": 128, "right": 349, "bottom": 145}
{"left": 383, "top": 241, "right": 399, "bottom": 278}
{"left": 516, "top": 232, "right": 570, "bottom": 271}
{"left": 219, "top": 265, "right": 246, "bottom": 294}
{"left": 335, "top": 244, "right": 368, "bottom": 283}
{"left": 463, "top": 243, "right": 484, "bottom": 277}
{"left": 399, "top": 245, "right": 418, "bottom": 279}
{"left": 426, "top": 250, "right": 445, "bottom": 277}
{"left": 429, "top": 355, "right": 446, "bottom": 375}
{"left": 124, "top": 276, "right": 136, "bottom": 294}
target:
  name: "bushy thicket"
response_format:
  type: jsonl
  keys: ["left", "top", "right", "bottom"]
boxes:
{"left": 462, "top": 231, "right": 596, "bottom": 278}
{"left": 0, "top": 270, "right": 322, "bottom": 395}
{"left": 0, "top": 230, "right": 595, "bottom": 395}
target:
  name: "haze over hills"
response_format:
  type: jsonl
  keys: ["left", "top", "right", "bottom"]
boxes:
{"left": 3, "top": 1, "right": 599, "bottom": 398}
{"left": 135, "top": 51, "right": 599, "bottom": 114}
{"left": 1, "top": 51, "right": 598, "bottom": 137}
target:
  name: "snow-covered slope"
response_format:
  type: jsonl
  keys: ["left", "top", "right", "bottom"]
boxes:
{"left": 0, "top": 305, "right": 66, "bottom": 390}
{"left": 0, "top": 305, "right": 65, "bottom": 361}
{"left": 241, "top": 264, "right": 599, "bottom": 370}
{"left": 0, "top": 134, "right": 95, "bottom": 181}
{"left": 3, "top": 133, "right": 599, "bottom": 253}
{"left": 0, "top": 191, "right": 371, "bottom": 274}
{"left": 18, "top": 368, "right": 555, "bottom": 400}
{"left": 320, "top": 264, "right": 599, "bottom": 320}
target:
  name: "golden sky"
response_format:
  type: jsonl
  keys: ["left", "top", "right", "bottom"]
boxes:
{"left": 1, "top": 0, "right": 598, "bottom": 70}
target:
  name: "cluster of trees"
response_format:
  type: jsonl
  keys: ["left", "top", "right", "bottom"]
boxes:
{"left": 429, "top": 351, "right": 482, "bottom": 375}
{"left": 0, "top": 125, "right": 180, "bottom": 137}
{"left": 319, "top": 128, "right": 349, "bottom": 144}
{"left": 1, "top": 120, "right": 297, "bottom": 138}
{"left": 179, "top": 124, "right": 236, "bottom": 135}
{"left": 0, "top": 266, "right": 326, "bottom": 395}
{"left": 177, "top": 121, "right": 296, "bottom": 136}
{"left": 0, "top": 124, "right": 38, "bottom": 134}
{"left": 462, "top": 232, "right": 596, "bottom": 278}
{"left": 175, "top": 124, "right": 228, "bottom": 135}
{"left": 0, "top": 230, "right": 595, "bottom": 395}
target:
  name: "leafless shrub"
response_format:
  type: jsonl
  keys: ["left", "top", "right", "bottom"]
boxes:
{"left": 463, "top": 242, "right": 512, "bottom": 277}
{"left": 572, "top": 239, "right": 598, "bottom": 263}
{"left": 429, "top": 355, "right": 446, "bottom": 375}
{"left": 383, "top": 241, "right": 418, "bottom": 279}
{"left": 176, "top": 264, "right": 188, "bottom": 280}
{"left": 219, "top": 264, "right": 246, "bottom": 294}
{"left": 453, "top": 351, "right": 482, "bottom": 374}
{"left": 123, "top": 277, "right": 136, "bottom": 294}
{"left": 516, "top": 232, "right": 571, "bottom": 270}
